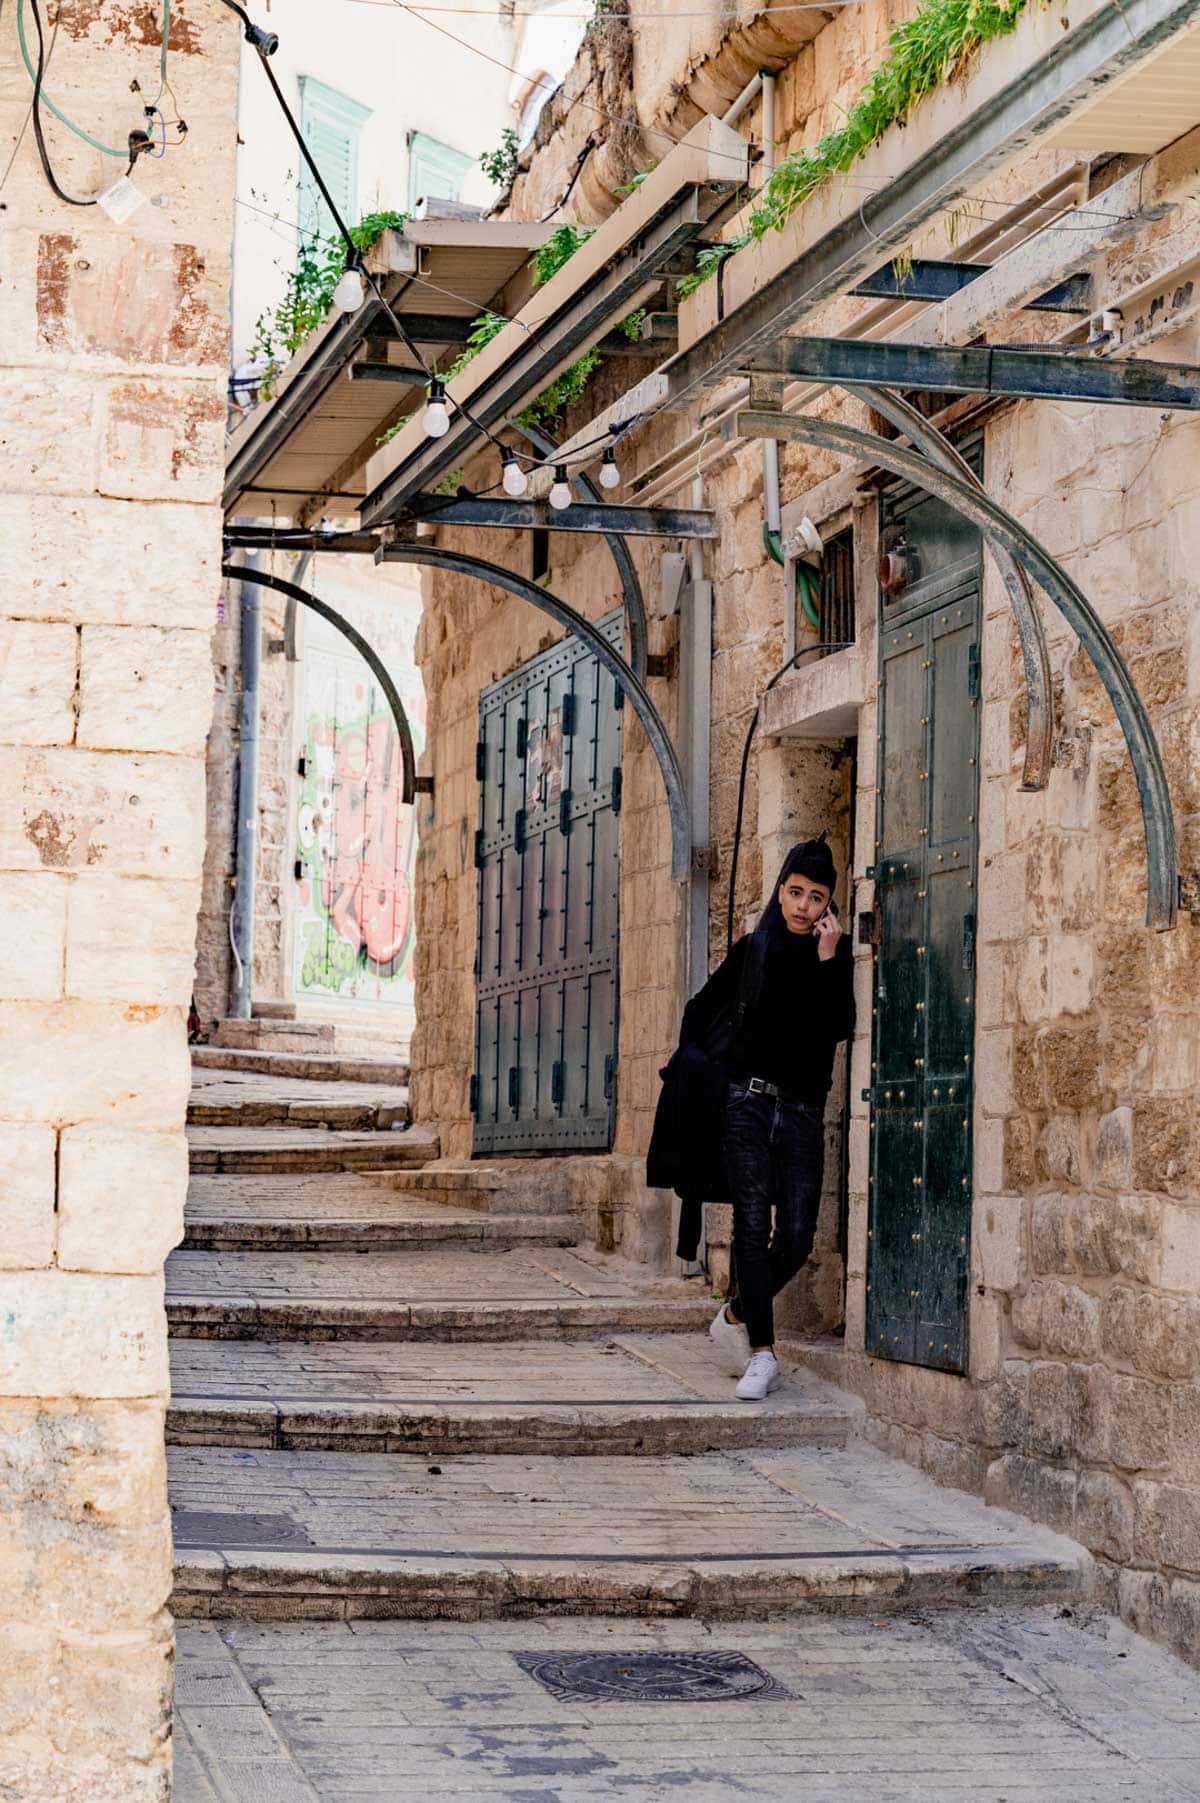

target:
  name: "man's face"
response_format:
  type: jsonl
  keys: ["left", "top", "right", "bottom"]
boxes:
{"left": 778, "top": 873, "right": 831, "bottom": 935}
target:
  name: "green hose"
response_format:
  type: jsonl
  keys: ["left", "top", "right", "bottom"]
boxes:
{"left": 796, "top": 560, "right": 821, "bottom": 629}
{"left": 16, "top": 0, "right": 161, "bottom": 156}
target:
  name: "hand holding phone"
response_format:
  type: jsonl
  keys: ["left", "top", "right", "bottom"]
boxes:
{"left": 814, "top": 908, "right": 843, "bottom": 961}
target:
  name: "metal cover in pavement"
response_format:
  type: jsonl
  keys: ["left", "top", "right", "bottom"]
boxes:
{"left": 513, "top": 1650, "right": 793, "bottom": 1703}
{"left": 172, "top": 1510, "right": 314, "bottom": 1549}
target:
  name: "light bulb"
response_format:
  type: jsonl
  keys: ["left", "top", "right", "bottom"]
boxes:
{"left": 548, "top": 465, "right": 572, "bottom": 511}
{"left": 599, "top": 446, "right": 620, "bottom": 490}
{"left": 423, "top": 378, "right": 450, "bottom": 439}
{"left": 501, "top": 449, "right": 528, "bottom": 497}
{"left": 332, "top": 266, "right": 366, "bottom": 313}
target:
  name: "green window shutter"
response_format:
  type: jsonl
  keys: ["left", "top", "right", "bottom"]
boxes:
{"left": 408, "top": 131, "right": 473, "bottom": 209}
{"left": 298, "top": 78, "right": 372, "bottom": 254}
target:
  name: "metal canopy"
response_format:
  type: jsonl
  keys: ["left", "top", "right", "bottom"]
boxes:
{"left": 359, "top": 116, "right": 751, "bottom": 529}
{"left": 738, "top": 406, "right": 1178, "bottom": 930}
{"left": 741, "top": 337, "right": 1200, "bottom": 408}
{"left": 223, "top": 218, "right": 554, "bottom": 520}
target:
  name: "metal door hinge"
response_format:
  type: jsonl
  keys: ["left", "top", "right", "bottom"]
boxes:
{"left": 559, "top": 788, "right": 573, "bottom": 835}
{"left": 514, "top": 808, "right": 527, "bottom": 854}
{"left": 962, "top": 911, "right": 977, "bottom": 971}
{"left": 613, "top": 682, "right": 625, "bottom": 712}
{"left": 475, "top": 740, "right": 486, "bottom": 780}
{"left": 551, "top": 1060, "right": 565, "bottom": 1109}
{"left": 515, "top": 716, "right": 528, "bottom": 759}
{"left": 561, "top": 693, "right": 576, "bottom": 736}
{"left": 508, "top": 1066, "right": 520, "bottom": 1110}
{"left": 469, "top": 1074, "right": 479, "bottom": 1117}
{"left": 603, "top": 1053, "right": 617, "bottom": 1100}
{"left": 611, "top": 768, "right": 623, "bottom": 814}
{"left": 861, "top": 1086, "right": 874, "bottom": 1104}
{"left": 474, "top": 828, "right": 485, "bottom": 869}
{"left": 967, "top": 642, "right": 981, "bottom": 698}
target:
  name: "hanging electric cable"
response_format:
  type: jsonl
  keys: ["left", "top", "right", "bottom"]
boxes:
{"left": 23, "top": 0, "right": 153, "bottom": 205}
{"left": 725, "top": 640, "right": 856, "bottom": 953}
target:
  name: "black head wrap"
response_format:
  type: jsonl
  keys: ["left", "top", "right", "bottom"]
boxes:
{"left": 755, "top": 833, "right": 838, "bottom": 936}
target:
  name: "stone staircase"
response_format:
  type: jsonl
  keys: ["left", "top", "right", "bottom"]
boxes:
{"left": 169, "top": 1058, "right": 1091, "bottom": 1626}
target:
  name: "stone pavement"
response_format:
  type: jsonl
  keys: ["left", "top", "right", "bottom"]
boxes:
{"left": 170, "top": 1053, "right": 1200, "bottom": 1794}
{"left": 175, "top": 1606, "right": 1200, "bottom": 1802}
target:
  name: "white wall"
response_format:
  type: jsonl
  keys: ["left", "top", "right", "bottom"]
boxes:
{"left": 231, "top": 0, "right": 516, "bottom": 362}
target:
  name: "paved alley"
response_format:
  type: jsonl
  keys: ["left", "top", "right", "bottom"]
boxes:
{"left": 170, "top": 1054, "right": 1200, "bottom": 1799}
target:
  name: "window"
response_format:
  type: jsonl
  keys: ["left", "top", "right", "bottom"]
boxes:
{"left": 298, "top": 78, "right": 371, "bottom": 254}
{"left": 408, "top": 132, "right": 474, "bottom": 209}
{"left": 817, "top": 528, "right": 856, "bottom": 655}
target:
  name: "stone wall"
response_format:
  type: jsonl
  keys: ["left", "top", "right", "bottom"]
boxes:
{"left": 409, "top": 0, "right": 1200, "bottom": 1671}
{"left": 0, "top": 1, "right": 237, "bottom": 1793}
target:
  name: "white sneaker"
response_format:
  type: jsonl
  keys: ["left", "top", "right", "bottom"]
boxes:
{"left": 735, "top": 1350, "right": 782, "bottom": 1401}
{"left": 709, "top": 1303, "right": 751, "bottom": 1376}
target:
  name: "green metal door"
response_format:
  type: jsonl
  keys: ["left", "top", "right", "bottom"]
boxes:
{"left": 471, "top": 614, "right": 622, "bottom": 1154}
{"left": 867, "top": 462, "right": 982, "bottom": 1373}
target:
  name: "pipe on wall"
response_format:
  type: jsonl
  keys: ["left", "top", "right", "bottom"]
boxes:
{"left": 231, "top": 549, "right": 261, "bottom": 1019}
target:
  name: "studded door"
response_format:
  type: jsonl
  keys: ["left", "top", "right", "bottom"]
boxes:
{"left": 471, "top": 614, "right": 623, "bottom": 1154}
{"left": 866, "top": 464, "right": 982, "bottom": 1373}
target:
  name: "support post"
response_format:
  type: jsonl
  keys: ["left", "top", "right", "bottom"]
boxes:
{"left": 231, "top": 550, "right": 261, "bottom": 1018}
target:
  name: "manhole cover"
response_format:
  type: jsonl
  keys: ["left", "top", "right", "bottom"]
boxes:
{"left": 171, "top": 1510, "right": 314, "bottom": 1550}
{"left": 513, "top": 1650, "right": 792, "bottom": 1703}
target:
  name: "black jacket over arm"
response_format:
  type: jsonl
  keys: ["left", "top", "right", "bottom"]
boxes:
{"left": 646, "top": 930, "right": 854, "bottom": 1259}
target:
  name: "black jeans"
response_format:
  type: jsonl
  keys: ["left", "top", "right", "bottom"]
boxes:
{"left": 723, "top": 1082, "right": 825, "bottom": 1350}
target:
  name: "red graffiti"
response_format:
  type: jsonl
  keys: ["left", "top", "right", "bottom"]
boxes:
{"left": 320, "top": 717, "right": 413, "bottom": 975}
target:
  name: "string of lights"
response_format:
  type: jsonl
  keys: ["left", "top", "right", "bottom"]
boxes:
{"left": 220, "top": 0, "right": 637, "bottom": 487}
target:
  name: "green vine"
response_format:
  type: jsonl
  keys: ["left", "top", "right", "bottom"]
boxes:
{"left": 251, "top": 209, "right": 410, "bottom": 391}
{"left": 677, "top": 0, "right": 1032, "bottom": 298}
{"left": 480, "top": 126, "right": 519, "bottom": 189}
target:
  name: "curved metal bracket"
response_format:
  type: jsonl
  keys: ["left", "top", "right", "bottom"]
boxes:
{"left": 378, "top": 543, "right": 691, "bottom": 880}
{"left": 221, "top": 564, "right": 417, "bottom": 806}
{"left": 736, "top": 412, "right": 1177, "bottom": 929}
{"left": 514, "top": 421, "right": 649, "bottom": 683}
{"left": 848, "top": 385, "right": 1054, "bottom": 793}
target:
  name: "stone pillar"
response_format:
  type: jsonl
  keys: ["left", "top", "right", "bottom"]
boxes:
{"left": 0, "top": 2, "right": 238, "bottom": 1794}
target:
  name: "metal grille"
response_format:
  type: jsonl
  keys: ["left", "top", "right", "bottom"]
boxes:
{"left": 472, "top": 612, "right": 623, "bottom": 1154}
{"left": 818, "top": 528, "right": 856, "bottom": 654}
{"left": 513, "top": 1650, "right": 793, "bottom": 1703}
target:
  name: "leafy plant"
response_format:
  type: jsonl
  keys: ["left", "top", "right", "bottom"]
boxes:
{"left": 531, "top": 222, "right": 595, "bottom": 287}
{"left": 447, "top": 310, "right": 507, "bottom": 380}
{"left": 619, "top": 307, "right": 647, "bottom": 343}
{"left": 480, "top": 126, "right": 519, "bottom": 189}
{"left": 251, "top": 209, "right": 410, "bottom": 391}
{"left": 677, "top": 0, "right": 1034, "bottom": 296}
{"left": 434, "top": 467, "right": 466, "bottom": 495}
{"left": 517, "top": 348, "right": 603, "bottom": 429}
{"left": 614, "top": 167, "right": 655, "bottom": 197}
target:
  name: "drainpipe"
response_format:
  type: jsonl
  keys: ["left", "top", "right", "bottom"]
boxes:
{"left": 683, "top": 477, "right": 712, "bottom": 1004}
{"left": 231, "top": 549, "right": 261, "bottom": 1019}
{"left": 758, "top": 72, "right": 785, "bottom": 570}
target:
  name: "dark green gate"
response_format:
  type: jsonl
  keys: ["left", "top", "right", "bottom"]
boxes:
{"left": 867, "top": 462, "right": 982, "bottom": 1373}
{"left": 471, "top": 614, "right": 623, "bottom": 1154}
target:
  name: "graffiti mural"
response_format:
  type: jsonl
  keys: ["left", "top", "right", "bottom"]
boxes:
{"left": 293, "top": 587, "right": 424, "bottom": 1008}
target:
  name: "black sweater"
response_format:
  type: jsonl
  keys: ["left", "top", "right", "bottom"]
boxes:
{"left": 682, "top": 928, "right": 854, "bottom": 1105}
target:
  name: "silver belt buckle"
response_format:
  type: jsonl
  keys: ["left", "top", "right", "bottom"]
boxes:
{"left": 747, "top": 1077, "right": 765, "bottom": 1095}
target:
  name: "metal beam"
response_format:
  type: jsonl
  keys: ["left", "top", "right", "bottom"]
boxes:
{"left": 404, "top": 496, "right": 718, "bottom": 537}
{"left": 376, "top": 543, "right": 691, "bottom": 880}
{"left": 662, "top": 0, "right": 1200, "bottom": 411}
{"left": 350, "top": 362, "right": 428, "bottom": 385}
{"left": 224, "top": 528, "right": 380, "bottom": 553}
{"left": 360, "top": 189, "right": 710, "bottom": 527}
{"left": 849, "top": 384, "right": 1054, "bottom": 792}
{"left": 850, "top": 259, "right": 1092, "bottom": 313}
{"left": 220, "top": 564, "right": 417, "bottom": 807}
{"left": 742, "top": 337, "right": 1200, "bottom": 408}
{"left": 736, "top": 409, "right": 1178, "bottom": 929}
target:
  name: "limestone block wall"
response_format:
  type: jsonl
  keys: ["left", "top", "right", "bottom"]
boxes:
{"left": 0, "top": 1, "right": 237, "bottom": 1793}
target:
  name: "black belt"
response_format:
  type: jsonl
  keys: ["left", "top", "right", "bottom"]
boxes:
{"left": 742, "top": 1076, "right": 792, "bottom": 1101}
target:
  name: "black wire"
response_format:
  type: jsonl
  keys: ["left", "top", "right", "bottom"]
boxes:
{"left": 27, "top": 0, "right": 110, "bottom": 206}
{"left": 725, "top": 639, "right": 857, "bottom": 953}
{"left": 538, "top": 137, "right": 593, "bottom": 224}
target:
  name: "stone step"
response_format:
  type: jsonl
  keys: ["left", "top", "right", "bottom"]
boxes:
{"left": 186, "top": 1125, "right": 439, "bottom": 1174}
{"left": 167, "top": 1332, "right": 860, "bottom": 1454}
{"left": 183, "top": 1168, "right": 578, "bottom": 1251}
{"left": 165, "top": 1244, "right": 714, "bottom": 1342}
{"left": 213, "top": 1018, "right": 336, "bottom": 1052}
{"left": 187, "top": 1093, "right": 410, "bottom": 1131}
{"left": 376, "top": 1166, "right": 576, "bottom": 1218}
{"left": 169, "top": 1440, "right": 1089, "bottom": 1621}
{"left": 193, "top": 1046, "right": 411, "bottom": 1086}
